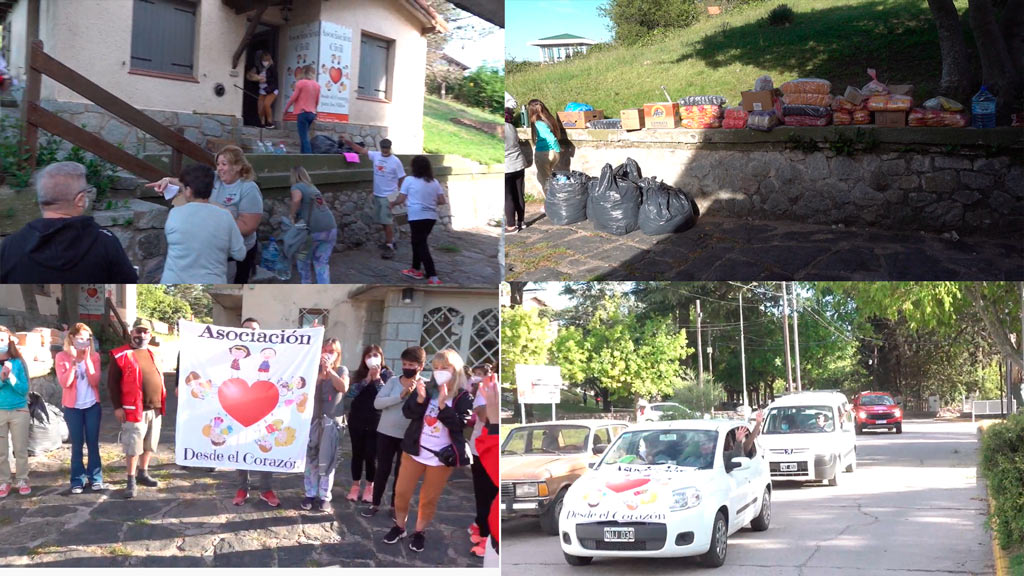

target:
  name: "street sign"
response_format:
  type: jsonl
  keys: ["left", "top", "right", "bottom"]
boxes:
{"left": 514, "top": 364, "right": 563, "bottom": 404}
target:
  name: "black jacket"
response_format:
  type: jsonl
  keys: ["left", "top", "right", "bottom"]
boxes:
{"left": 0, "top": 216, "right": 139, "bottom": 283}
{"left": 347, "top": 376, "right": 384, "bottom": 431}
{"left": 259, "top": 62, "right": 278, "bottom": 94}
{"left": 402, "top": 387, "right": 473, "bottom": 466}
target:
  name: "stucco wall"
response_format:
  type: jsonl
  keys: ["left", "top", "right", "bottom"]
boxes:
{"left": 4, "top": 0, "right": 28, "bottom": 82}
{"left": 0, "top": 286, "right": 59, "bottom": 315}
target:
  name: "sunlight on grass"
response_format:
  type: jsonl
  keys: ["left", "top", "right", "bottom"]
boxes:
{"left": 422, "top": 96, "right": 502, "bottom": 165}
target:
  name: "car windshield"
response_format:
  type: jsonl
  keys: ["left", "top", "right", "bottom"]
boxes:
{"left": 501, "top": 425, "right": 589, "bottom": 455}
{"left": 764, "top": 405, "right": 835, "bottom": 434}
{"left": 599, "top": 429, "right": 718, "bottom": 470}
{"left": 859, "top": 395, "right": 895, "bottom": 406}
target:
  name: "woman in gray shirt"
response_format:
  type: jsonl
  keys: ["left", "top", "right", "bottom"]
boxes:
{"left": 289, "top": 167, "right": 338, "bottom": 284}
{"left": 504, "top": 98, "right": 529, "bottom": 234}
{"left": 302, "top": 337, "right": 349, "bottom": 514}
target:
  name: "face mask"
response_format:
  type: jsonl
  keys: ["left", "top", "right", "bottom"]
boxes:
{"left": 781, "top": 423, "right": 789, "bottom": 431}
{"left": 0, "top": 344, "right": 8, "bottom": 355}
{"left": 131, "top": 335, "right": 149, "bottom": 349}
{"left": 469, "top": 376, "right": 483, "bottom": 385}
{"left": 433, "top": 370, "right": 453, "bottom": 386}
{"left": 366, "top": 356, "right": 381, "bottom": 368}
{"left": 73, "top": 338, "right": 91, "bottom": 350}
{"left": 402, "top": 368, "right": 418, "bottom": 379}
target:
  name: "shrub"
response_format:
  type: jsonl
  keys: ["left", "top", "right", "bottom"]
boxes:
{"left": 453, "top": 66, "right": 503, "bottom": 115}
{"left": 979, "top": 413, "right": 1024, "bottom": 549}
{"left": 765, "top": 4, "right": 795, "bottom": 26}
{"left": 599, "top": 0, "right": 702, "bottom": 46}
{"left": 0, "top": 117, "right": 119, "bottom": 197}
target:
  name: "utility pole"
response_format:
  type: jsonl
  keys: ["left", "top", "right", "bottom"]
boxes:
{"left": 792, "top": 284, "right": 802, "bottom": 392}
{"left": 781, "top": 282, "right": 793, "bottom": 393}
{"left": 707, "top": 344, "right": 714, "bottom": 380}
{"left": 696, "top": 300, "right": 703, "bottom": 388}
{"left": 740, "top": 289, "right": 748, "bottom": 409}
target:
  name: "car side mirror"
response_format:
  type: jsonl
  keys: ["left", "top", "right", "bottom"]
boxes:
{"left": 592, "top": 444, "right": 608, "bottom": 456}
{"left": 726, "top": 457, "right": 751, "bottom": 473}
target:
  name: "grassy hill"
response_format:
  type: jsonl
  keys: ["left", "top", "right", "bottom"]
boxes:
{"left": 507, "top": 0, "right": 971, "bottom": 116}
{"left": 422, "top": 95, "right": 503, "bottom": 165}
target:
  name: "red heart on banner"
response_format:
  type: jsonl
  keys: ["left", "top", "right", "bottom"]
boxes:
{"left": 329, "top": 67, "right": 342, "bottom": 84}
{"left": 606, "top": 478, "right": 650, "bottom": 494}
{"left": 425, "top": 416, "right": 439, "bottom": 427}
{"left": 218, "top": 378, "right": 279, "bottom": 428}
{"left": 86, "top": 288, "right": 98, "bottom": 298}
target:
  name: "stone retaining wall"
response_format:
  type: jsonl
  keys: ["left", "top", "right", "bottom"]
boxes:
{"left": 517, "top": 127, "right": 1023, "bottom": 234}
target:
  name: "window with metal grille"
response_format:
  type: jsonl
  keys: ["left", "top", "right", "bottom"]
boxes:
{"left": 299, "top": 308, "right": 329, "bottom": 329}
{"left": 130, "top": 0, "right": 197, "bottom": 77}
{"left": 467, "top": 308, "right": 499, "bottom": 369}
{"left": 420, "top": 306, "right": 464, "bottom": 359}
{"left": 358, "top": 33, "right": 392, "bottom": 100}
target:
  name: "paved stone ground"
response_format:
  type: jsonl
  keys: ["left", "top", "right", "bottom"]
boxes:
{"left": 507, "top": 204, "right": 1023, "bottom": 281}
{"left": 250, "top": 225, "right": 501, "bottom": 286}
{"left": 0, "top": 372, "right": 485, "bottom": 568}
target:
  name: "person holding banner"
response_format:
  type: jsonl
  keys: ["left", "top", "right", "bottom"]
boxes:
{"left": 108, "top": 319, "right": 165, "bottom": 499}
{"left": 234, "top": 318, "right": 281, "bottom": 508}
{"left": 344, "top": 345, "right": 391, "bottom": 503}
{"left": 55, "top": 323, "right": 106, "bottom": 494}
{"left": 302, "top": 337, "right": 350, "bottom": 514}
{"left": 363, "top": 346, "right": 423, "bottom": 518}
{"left": 384, "top": 349, "right": 473, "bottom": 553}
{"left": 468, "top": 363, "right": 498, "bottom": 558}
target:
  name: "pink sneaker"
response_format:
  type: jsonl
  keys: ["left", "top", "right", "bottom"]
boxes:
{"left": 0, "top": 483, "right": 10, "bottom": 498}
{"left": 468, "top": 523, "right": 480, "bottom": 537}
{"left": 471, "top": 543, "right": 486, "bottom": 557}
{"left": 15, "top": 480, "right": 30, "bottom": 496}
{"left": 401, "top": 269, "right": 425, "bottom": 280}
{"left": 346, "top": 483, "right": 361, "bottom": 501}
{"left": 426, "top": 278, "right": 443, "bottom": 286}
{"left": 362, "top": 482, "right": 374, "bottom": 503}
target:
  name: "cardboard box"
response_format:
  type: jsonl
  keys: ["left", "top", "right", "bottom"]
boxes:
{"left": 643, "top": 102, "right": 680, "bottom": 129}
{"left": 874, "top": 111, "right": 907, "bottom": 127}
{"left": 888, "top": 84, "right": 914, "bottom": 97}
{"left": 557, "top": 110, "right": 604, "bottom": 129}
{"left": 844, "top": 86, "right": 865, "bottom": 106}
{"left": 741, "top": 90, "right": 774, "bottom": 112}
{"left": 620, "top": 109, "right": 646, "bottom": 130}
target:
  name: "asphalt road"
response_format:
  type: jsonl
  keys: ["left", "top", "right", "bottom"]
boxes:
{"left": 502, "top": 419, "right": 995, "bottom": 576}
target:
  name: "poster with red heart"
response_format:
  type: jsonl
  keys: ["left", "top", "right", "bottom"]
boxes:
{"left": 79, "top": 284, "right": 108, "bottom": 319}
{"left": 280, "top": 20, "right": 351, "bottom": 123}
{"left": 175, "top": 320, "right": 324, "bottom": 473}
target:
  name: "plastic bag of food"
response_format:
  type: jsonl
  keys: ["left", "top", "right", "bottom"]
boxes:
{"left": 587, "top": 160, "right": 642, "bottom": 236}
{"left": 833, "top": 110, "right": 853, "bottom": 125}
{"left": 782, "top": 93, "right": 832, "bottom": 107}
{"left": 861, "top": 68, "right": 888, "bottom": 96}
{"left": 831, "top": 97, "right": 864, "bottom": 111}
{"left": 588, "top": 118, "right": 623, "bottom": 129}
{"left": 853, "top": 109, "right": 872, "bottom": 124}
{"left": 754, "top": 75, "right": 774, "bottom": 92}
{"left": 565, "top": 102, "right": 594, "bottom": 112}
{"left": 784, "top": 115, "right": 832, "bottom": 127}
{"left": 866, "top": 94, "right": 913, "bottom": 112}
{"left": 922, "top": 96, "right": 964, "bottom": 112}
{"left": 545, "top": 170, "right": 592, "bottom": 225}
{"left": 680, "top": 118, "right": 722, "bottom": 129}
{"left": 747, "top": 110, "right": 780, "bottom": 132}
{"left": 723, "top": 107, "right": 748, "bottom": 129}
{"left": 782, "top": 105, "right": 831, "bottom": 118}
{"left": 638, "top": 178, "right": 698, "bottom": 236}
{"left": 679, "top": 104, "right": 723, "bottom": 118}
{"left": 678, "top": 95, "right": 727, "bottom": 106}
{"left": 780, "top": 78, "right": 832, "bottom": 95}
{"left": 908, "top": 108, "right": 969, "bottom": 128}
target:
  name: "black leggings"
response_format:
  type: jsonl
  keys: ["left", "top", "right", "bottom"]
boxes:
{"left": 349, "top": 426, "right": 377, "bottom": 482}
{"left": 505, "top": 169, "right": 526, "bottom": 228}
{"left": 371, "top": 433, "right": 403, "bottom": 507}
{"left": 409, "top": 219, "right": 436, "bottom": 278}
{"left": 233, "top": 243, "right": 258, "bottom": 283}
{"left": 471, "top": 457, "right": 498, "bottom": 538}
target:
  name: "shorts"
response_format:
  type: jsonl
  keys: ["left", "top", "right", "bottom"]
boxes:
{"left": 372, "top": 195, "right": 394, "bottom": 225}
{"left": 121, "top": 410, "right": 161, "bottom": 456}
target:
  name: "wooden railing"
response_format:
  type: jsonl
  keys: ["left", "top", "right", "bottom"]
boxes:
{"left": 104, "top": 296, "right": 129, "bottom": 343}
{"left": 21, "top": 39, "right": 214, "bottom": 182}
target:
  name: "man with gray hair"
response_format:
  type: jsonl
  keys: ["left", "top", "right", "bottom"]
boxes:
{"left": 0, "top": 161, "right": 137, "bottom": 282}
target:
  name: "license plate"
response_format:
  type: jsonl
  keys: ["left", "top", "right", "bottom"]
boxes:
{"left": 780, "top": 462, "right": 798, "bottom": 472}
{"left": 604, "top": 527, "right": 635, "bottom": 542}
{"left": 872, "top": 419, "right": 886, "bottom": 424}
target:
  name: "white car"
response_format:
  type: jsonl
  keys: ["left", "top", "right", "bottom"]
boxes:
{"left": 759, "top": 391, "right": 857, "bottom": 486}
{"left": 636, "top": 402, "right": 698, "bottom": 422}
{"left": 558, "top": 419, "right": 772, "bottom": 567}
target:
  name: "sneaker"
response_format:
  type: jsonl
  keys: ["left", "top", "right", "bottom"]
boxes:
{"left": 426, "top": 278, "right": 443, "bottom": 286}
{"left": 471, "top": 534, "right": 486, "bottom": 545}
{"left": 15, "top": 481, "right": 31, "bottom": 496}
{"left": 361, "top": 482, "right": 374, "bottom": 503}
{"left": 90, "top": 482, "right": 108, "bottom": 491}
{"left": 401, "top": 269, "right": 424, "bottom": 280}
{"left": 301, "top": 496, "right": 315, "bottom": 511}
{"left": 346, "top": 483, "right": 361, "bottom": 501}
{"left": 469, "top": 523, "right": 480, "bottom": 537}
{"left": 383, "top": 525, "right": 406, "bottom": 544}
{"left": 260, "top": 490, "right": 281, "bottom": 507}
{"left": 360, "top": 505, "right": 380, "bottom": 518}
{"left": 70, "top": 485, "right": 84, "bottom": 495}
{"left": 409, "top": 531, "right": 426, "bottom": 553}
{"left": 382, "top": 245, "right": 396, "bottom": 260}
{"left": 505, "top": 227, "right": 518, "bottom": 235}
{"left": 265, "top": 123, "right": 277, "bottom": 130}
{"left": 136, "top": 471, "right": 159, "bottom": 488}
{"left": 319, "top": 499, "right": 333, "bottom": 514}
{"left": 0, "top": 483, "right": 9, "bottom": 498}
{"left": 233, "top": 488, "right": 248, "bottom": 506}
{"left": 471, "top": 543, "right": 486, "bottom": 557}
{"left": 124, "top": 479, "right": 137, "bottom": 499}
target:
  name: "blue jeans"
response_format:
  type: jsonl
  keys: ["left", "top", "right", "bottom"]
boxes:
{"left": 297, "top": 228, "right": 338, "bottom": 284}
{"left": 297, "top": 111, "right": 316, "bottom": 154}
{"left": 64, "top": 402, "right": 102, "bottom": 488}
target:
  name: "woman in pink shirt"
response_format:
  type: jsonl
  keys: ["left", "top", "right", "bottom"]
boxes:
{"left": 283, "top": 66, "right": 321, "bottom": 154}
{"left": 55, "top": 323, "right": 105, "bottom": 493}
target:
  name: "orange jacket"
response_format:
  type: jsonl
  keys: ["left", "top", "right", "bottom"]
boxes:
{"left": 110, "top": 344, "right": 165, "bottom": 423}
{"left": 55, "top": 350, "right": 101, "bottom": 408}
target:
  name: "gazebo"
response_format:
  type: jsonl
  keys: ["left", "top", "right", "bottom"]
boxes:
{"left": 528, "top": 33, "right": 597, "bottom": 64}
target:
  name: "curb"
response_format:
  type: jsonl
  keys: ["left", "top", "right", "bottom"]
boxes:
{"left": 989, "top": 498, "right": 1010, "bottom": 576}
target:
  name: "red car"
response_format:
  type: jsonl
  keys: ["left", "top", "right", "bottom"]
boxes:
{"left": 853, "top": 392, "right": 902, "bottom": 434}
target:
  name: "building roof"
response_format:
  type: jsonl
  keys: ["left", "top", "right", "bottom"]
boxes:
{"left": 539, "top": 34, "right": 589, "bottom": 41}
{"left": 440, "top": 53, "right": 471, "bottom": 71}
{"left": 528, "top": 34, "right": 598, "bottom": 47}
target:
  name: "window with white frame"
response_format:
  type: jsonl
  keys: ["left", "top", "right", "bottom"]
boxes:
{"left": 358, "top": 33, "right": 392, "bottom": 100}
{"left": 298, "top": 308, "right": 329, "bottom": 328}
{"left": 467, "top": 308, "right": 499, "bottom": 369}
{"left": 130, "top": 0, "right": 197, "bottom": 78}
{"left": 420, "top": 307, "right": 464, "bottom": 360}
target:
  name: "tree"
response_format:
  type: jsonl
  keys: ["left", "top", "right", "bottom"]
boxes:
{"left": 599, "top": 0, "right": 702, "bottom": 45}
{"left": 425, "top": 0, "right": 495, "bottom": 98}
{"left": 499, "top": 306, "right": 552, "bottom": 386}
{"left": 165, "top": 285, "right": 213, "bottom": 323}
{"left": 136, "top": 285, "right": 192, "bottom": 329}
{"left": 673, "top": 372, "right": 725, "bottom": 415}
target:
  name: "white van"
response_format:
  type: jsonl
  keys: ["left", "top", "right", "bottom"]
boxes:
{"left": 758, "top": 391, "right": 856, "bottom": 486}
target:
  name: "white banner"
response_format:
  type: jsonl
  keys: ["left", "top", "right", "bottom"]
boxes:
{"left": 515, "top": 364, "right": 563, "bottom": 404}
{"left": 317, "top": 20, "right": 352, "bottom": 123}
{"left": 79, "top": 284, "right": 107, "bottom": 317}
{"left": 281, "top": 21, "right": 320, "bottom": 123}
{"left": 175, "top": 320, "right": 325, "bottom": 473}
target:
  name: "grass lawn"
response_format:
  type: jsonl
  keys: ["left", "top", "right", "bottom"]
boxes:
{"left": 507, "top": 0, "right": 970, "bottom": 116}
{"left": 422, "top": 95, "right": 503, "bottom": 165}
{"left": 1011, "top": 550, "right": 1023, "bottom": 576}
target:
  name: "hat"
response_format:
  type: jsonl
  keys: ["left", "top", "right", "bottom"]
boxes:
{"left": 380, "top": 138, "right": 392, "bottom": 149}
{"left": 132, "top": 318, "right": 151, "bottom": 331}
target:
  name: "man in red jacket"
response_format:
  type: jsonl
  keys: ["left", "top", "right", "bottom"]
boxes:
{"left": 475, "top": 375, "right": 500, "bottom": 568}
{"left": 108, "top": 319, "right": 166, "bottom": 499}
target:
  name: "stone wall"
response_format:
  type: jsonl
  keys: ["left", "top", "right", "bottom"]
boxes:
{"left": 517, "top": 127, "right": 1023, "bottom": 234}
{"left": 380, "top": 290, "right": 426, "bottom": 371}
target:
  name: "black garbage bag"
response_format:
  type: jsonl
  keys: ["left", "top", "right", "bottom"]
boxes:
{"left": 544, "top": 171, "right": 591, "bottom": 225}
{"left": 27, "top": 392, "right": 67, "bottom": 456}
{"left": 311, "top": 134, "right": 340, "bottom": 154}
{"left": 587, "top": 159, "right": 643, "bottom": 236}
{"left": 638, "top": 178, "right": 698, "bottom": 235}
